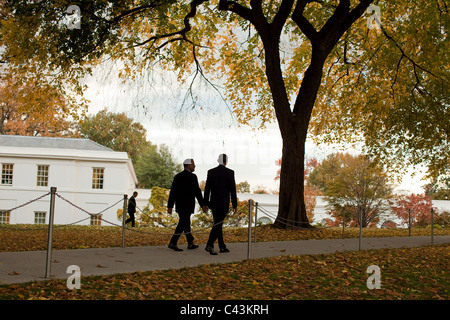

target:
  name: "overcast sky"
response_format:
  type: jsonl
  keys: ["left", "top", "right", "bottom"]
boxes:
{"left": 81, "top": 63, "right": 428, "bottom": 194}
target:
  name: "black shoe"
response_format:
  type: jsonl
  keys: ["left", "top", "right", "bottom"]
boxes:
{"left": 220, "top": 248, "right": 230, "bottom": 253}
{"left": 205, "top": 246, "right": 218, "bottom": 255}
{"left": 187, "top": 244, "right": 199, "bottom": 250}
{"left": 168, "top": 243, "right": 183, "bottom": 251}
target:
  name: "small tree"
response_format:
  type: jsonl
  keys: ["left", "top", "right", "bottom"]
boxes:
{"left": 192, "top": 199, "right": 252, "bottom": 228}
{"left": 117, "top": 186, "right": 179, "bottom": 228}
{"left": 140, "top": 186, "right": 179, "bottom": 228}
{"left": 308, "top": 153, "right": 392, "bottom": 227}
{"left": 236, "top": 181, "right": 251, "bottom": 193}
{"left": 390, "top": 193, "right": 437, "bottom": 227}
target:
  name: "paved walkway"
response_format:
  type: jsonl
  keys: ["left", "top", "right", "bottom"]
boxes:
{"left": 0, "top": 235, "right": 448, "bottom": 285}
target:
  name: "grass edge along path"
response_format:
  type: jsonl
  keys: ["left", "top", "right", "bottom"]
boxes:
{"left": 0, "top": 244, "right": 448, "bottom": 300}
{"left": 0, "top": 224, "right": 449, "bottom": 252}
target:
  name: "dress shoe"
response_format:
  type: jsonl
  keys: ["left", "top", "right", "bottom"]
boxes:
{"left": 168, "top": 243, "right": 183, "bottom": 251}
{"left": 187, "top": 244, "right": 199, "bottom": 250}
{"left": 220, "top": 248, "right": 230, "bottom": 253}
{"left": 205, "top": 246, "right": 218, "bottom": 255}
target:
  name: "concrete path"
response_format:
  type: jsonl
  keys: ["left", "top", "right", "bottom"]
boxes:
{"left": 0, "top": 235, "right": 448, "bottom": 285}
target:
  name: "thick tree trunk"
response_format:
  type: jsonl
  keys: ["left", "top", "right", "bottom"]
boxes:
{"left": 218, "top": 0, "right": 373, "bottom": 229}
{"left": 274, "top": 124, "right": 313, "bottom": 228}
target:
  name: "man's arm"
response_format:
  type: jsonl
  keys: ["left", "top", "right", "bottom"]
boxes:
{"left": 167, "top": 175, "right": 178, "bottom": 213}
{"left": 230, "top": 171, "right": 238, "bottom": 210}
{"left": 203, "top": 171, "right": 211, "bottom": 207}
{"left": 193, "top": 174, "right": 204, "bottom": 207}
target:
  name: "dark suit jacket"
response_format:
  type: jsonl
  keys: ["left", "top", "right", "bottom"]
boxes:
{"left": 127, "top": 195, "right": 136, "bottom": 214}
{"left": 168, "top": 169, "right": 204, "bottom": 214}
{"left": 204, "top": 165, "right": 238, "bottom": 212}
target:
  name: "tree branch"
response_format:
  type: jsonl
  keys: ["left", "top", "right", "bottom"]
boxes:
{"left": 271, "top": 0, "right": 295, "bottom": 34}
{"left": 292, "top": 0, "right": 319, "bottom": 44}
{"left": 218, "top": 0, "right": 254, "bottom": 23}
{"left": 381, "top": 26, "right": 446, "bottom": 83}
{"left": 134, "top": 0, "right": 208, "bottom": 48}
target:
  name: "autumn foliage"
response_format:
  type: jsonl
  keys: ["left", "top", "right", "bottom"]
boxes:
{"left": 390, "top": 193, "right": 438, "bottom": 227}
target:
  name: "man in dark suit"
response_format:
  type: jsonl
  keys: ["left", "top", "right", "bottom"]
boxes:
{"left": 167, "top": 158, "right": 205, "bottom": 251}
{"left": 125, "top": 191, "right": 138, "bottom": 227}
{"left": 204, "top": 154, "right": 238, "bottom": 255}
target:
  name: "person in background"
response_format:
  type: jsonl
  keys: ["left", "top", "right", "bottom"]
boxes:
{"left": 125, "top": 191, "right": 138, "bottom": 227}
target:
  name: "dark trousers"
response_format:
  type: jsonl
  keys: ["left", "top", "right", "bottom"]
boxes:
{"left": 170, "top": 213, "right": 194, "bottom": 245}
{"left": 125, "top": 212, "right": 135, "bottom": 227}
{"left": 207, "top": 208, "right": 228, "bottom": 249}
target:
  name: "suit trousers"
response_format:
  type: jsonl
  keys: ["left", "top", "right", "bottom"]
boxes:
{"left": 170, "top": 212, "right": 194, "bottom": 245}
{"left": 125, "top": 212, "right": 135, "bottom": 227}
{"left": 206, "top": 208, "right": 228, "bottom": 249}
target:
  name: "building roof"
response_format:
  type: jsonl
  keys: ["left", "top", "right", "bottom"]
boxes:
{"left": 0, "top": 135, "right": 113, "bottom": 152}
{"left": 0, "top": 135, "right": 138, "bottom": 185}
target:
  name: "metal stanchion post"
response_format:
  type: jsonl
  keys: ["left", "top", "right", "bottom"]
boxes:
{"left": 359, "top": 211, "right": 362, "bottom": 251}
{"left": 342, "top": 211, "right": 345, "bottom": 239}
{"left": 408, "top": 209, "right": 411, "bottom": 237}
{"left": 122, "top": 194, "right": 128, "bottom": 248}
{"left": 431, "top": 208, "right": 434, "bottom": 245}
{"left": 45, "top": 187, "right": 57, "bottom": 278}
{"left": 254, "top": 202, "right": 258, "bottom": 243}
{"left": 247, "top": 200, "right": 253, "bottom": 259}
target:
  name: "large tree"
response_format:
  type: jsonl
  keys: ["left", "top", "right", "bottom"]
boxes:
{"left": 135, "top": 144, "right": 182, "bottom": 189}
{"left": 0, "top": 73, "right": 76, "bottom": 136}
{"left": 78, "top": 109, "right": 181, "bottom": 188}
{"left": 1, "top": 1, "right": 447, "bottom": 228}
{"left": 77, "top": 109, "right": 151, "bottom": 164}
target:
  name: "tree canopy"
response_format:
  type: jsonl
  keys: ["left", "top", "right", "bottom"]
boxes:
{"left": 135, "top": 144, "right": 182, "bottom": 189}
{"left": 1, "top": 0, "right": 448, "bottom": 227}
{"left": 77, "top": 109, "right": 151, "bottom": 164}
{"left": 77, "top": 109, "right": 181, "bottom": 188}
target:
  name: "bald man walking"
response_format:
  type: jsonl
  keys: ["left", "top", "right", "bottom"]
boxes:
{"left": 167, "top": 158, "right": 205, "bottom": 251}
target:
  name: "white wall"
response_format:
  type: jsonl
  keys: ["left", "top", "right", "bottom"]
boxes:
{"left": 1, "top": 151, "right": 136, "bottom": 226}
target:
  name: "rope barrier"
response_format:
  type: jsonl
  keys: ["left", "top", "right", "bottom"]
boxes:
{"left": 2, "top": 192, "right": 51, "bottom": 214}
{"left": 256, "top": 204, "right": 337, "bottom": 229}
{"left": 1, "top": 189, "right": 443, "bottom": 241}
{"left": 123, "top": 204, "right": 251, "bottom": 237}
{"left": 56, "top": 193, "right": 123, "bottom": 218}
{"left": 3, "top": 187, "right": 442, "bottom": 278}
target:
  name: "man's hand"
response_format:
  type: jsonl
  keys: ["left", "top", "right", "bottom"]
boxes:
{"left": 167, "top": 208, "right": 173, "bottom": 214}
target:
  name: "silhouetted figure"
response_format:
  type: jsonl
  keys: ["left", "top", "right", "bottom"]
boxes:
{"left": 204, "top": 154, "right": 237, "bottom": 255}
{"left": 125, "top": 191, "right": 138, "bottom": 227}
{"left": 167, "top": 159, "right": 206, "bottom": 251}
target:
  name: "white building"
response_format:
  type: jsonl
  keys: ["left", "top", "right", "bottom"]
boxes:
{"left": 0, "top": 135, "right": 138, "bottom": 226}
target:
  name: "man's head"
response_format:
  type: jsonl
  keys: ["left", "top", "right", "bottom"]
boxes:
{"left": 133, "top": 191, "right": 138, "bottom": 197}
{"left": 217, "top": 154, "right": 228, "bottom": 166}
{"left": 183, "top": 158, "right": 196, "bottom": 172}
